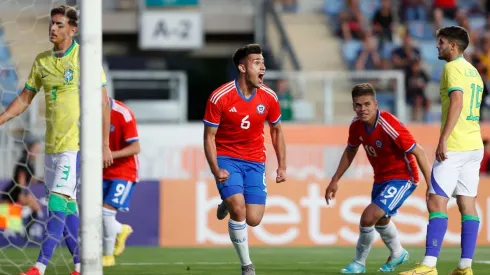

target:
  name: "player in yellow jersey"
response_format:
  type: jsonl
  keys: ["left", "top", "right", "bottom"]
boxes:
{"left": 0, "top": 5, "right": 113, "bottom": 275}
{"left": 400, "top": 26, "right": 483, "bottom": 275}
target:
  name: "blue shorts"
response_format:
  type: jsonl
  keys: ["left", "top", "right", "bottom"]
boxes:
{"left": 216, "top": 156, "right": 267, "bottom": 205}
{"left": 371, "top": 180, "right": 417, "bottom": 217}
{"left": 102, "top": 179, "right": 136, "bottom": 211}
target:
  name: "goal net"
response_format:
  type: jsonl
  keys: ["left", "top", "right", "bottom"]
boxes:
{"left": 0, "top": 0, "right": 103, "bottom": 274}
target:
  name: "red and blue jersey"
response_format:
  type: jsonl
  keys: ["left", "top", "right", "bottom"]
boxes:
{"left": 203, "top": 80, "right": 282, "bottom": 163}
{"left": 103, "top": 98, "right": 140, "bottom": 182}
{"left": 348, "top": 110, "right": 419, "bottom": 184}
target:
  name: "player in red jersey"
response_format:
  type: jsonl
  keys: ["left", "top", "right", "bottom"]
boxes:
{"left": 325, "top": 83, "right": 432, "bottom": 274}
{"left": 203, "top": 44, "right": 287, "bottom": 275}
{"left": 101, "top": 98, "right": 140, "bottom": 267}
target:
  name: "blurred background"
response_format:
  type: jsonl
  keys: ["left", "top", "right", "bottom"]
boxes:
{"left": 1, "top": 0, "right": 490, "bottom": 269}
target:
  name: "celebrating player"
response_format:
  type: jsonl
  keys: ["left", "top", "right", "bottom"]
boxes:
{"left": 203, "top": 44, "right": 286, "bottom": 275}
{"left": 102, "top": 98, "right": 140, "bottom": 267}
{"left": 0, "top": 5, "right": 112, "bottom": 275}
{"left": 400, "top": 26, "right": 483, "bottom": 275}
{"left": 325, "top": 83, "right": 432, "bottom": 274}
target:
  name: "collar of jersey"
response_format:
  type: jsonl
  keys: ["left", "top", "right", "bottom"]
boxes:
{"left": 234, "top": 79, "right": 256, "bottom": 102}
{"left": 449, "top": 55, "right": 464, "bottom": 63}
{"left": 52, "top": 40, "right": 77, "bottom": 58}
{"left": 364, "top": 109, "right": 380, "bottom": 135}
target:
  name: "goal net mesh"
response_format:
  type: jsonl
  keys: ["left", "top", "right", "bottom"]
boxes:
{"left": 0, "top": 0, "right": 81, "bottom": 274}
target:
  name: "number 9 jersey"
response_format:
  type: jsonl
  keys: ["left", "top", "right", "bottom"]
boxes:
{"left": 347, "top": 110, "right": 419, "bottom": 184}
{"left": 203, "top": 80, "right": 282, "bottom": 163}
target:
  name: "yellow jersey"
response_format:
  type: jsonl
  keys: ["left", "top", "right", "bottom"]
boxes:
{"left": 440, "top": 56, "right": 483, "bottom": 151}
{"left": 25, "top": 40, "right": 107, "bottom": 154}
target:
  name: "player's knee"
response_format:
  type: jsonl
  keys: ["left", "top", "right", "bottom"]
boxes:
{"left": 427, "top": 195, "right": 448, "bottom": 212}
{"left": 456, "top": 196, "right": 477, "bottom": 215}
{"left": 245, "top": 215, "right": 263, "bottom": 227}
{"left": 375, "top": 217, "right": 390, "bottom": 227}
{"left": 228, "top": 203, "right": 246, "bottom": 221}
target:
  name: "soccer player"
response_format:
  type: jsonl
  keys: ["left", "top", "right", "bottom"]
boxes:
{"left": 203, "top": 44, "right": 286, "bottom": 275}
{"left": 0, "top": 5, "right": 113, "bottom": 275}
{"left": 400, "top": 26, "right": 484, "bottom": 275}
{"left": 102, "top": 98, "right": 140, "bottom": 267}
{"left": 325, "top": 83, "right": 432, "bottom": 274}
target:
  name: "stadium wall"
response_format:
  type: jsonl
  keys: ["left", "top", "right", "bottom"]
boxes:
{"left": 2, "top": 123, "right": 490, "bottom": 248}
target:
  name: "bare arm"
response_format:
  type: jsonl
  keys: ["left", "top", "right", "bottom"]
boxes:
{"left": 409, "top": 144, "right": 431, "bottom": 186}
{"left": 102, "top": 86, "right": 111, "bottom": 147}
{"left": 16, "top": 170, "right": 27, "bottom": 187}
{"left": 112, "top": 141, "right": 140, "bottom": 159}
{"left": 0, "top": 89, "right": 36, "bottom": 125}
{"left": 203, "top": 125, "right": 219, "bottom": 175}
{"left": 439, "top": 91, "right": 463, "bottom": 142}
{"left": 270, "top": 122, "right": 286, "bottom": 170}
{"left": 332, "top": 146, "right": 359, "bottom": 183}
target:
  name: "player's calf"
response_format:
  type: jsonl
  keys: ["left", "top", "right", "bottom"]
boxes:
{"left": 456, "top": 196, "right": 479, "bottom": 270}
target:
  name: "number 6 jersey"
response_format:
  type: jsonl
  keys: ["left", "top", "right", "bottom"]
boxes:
{"left": 203, "top": 80, "right": 282, "bottom": 163}
{"left": 347, "top": 110, "right": 419, "bottom": 184}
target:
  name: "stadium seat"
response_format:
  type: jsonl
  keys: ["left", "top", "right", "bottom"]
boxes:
{"left": 427, "top": 61, "right": 445, "bottom": 81}
{"left": 469, "top": 16, "right": 486, "bottom": 31}
{"left": 342, "top": 40, "right": 362, "bottom": 68}
{"left": 323, "top": 0, "right": 345, "bottom": 16}
{"left": 407, "top": 21, "right": 434, "bottom": 41}
{"left": 418, "top": 41, "right": 439, "bottom": 63}
{"left": 376, "top": 92, "right": 395, "bottom": 113}
{"left": 359, "top": 0, "right": 381, "bottom": 21}
{"left": 380, "top": 42, "right": 397, "bottom": 60}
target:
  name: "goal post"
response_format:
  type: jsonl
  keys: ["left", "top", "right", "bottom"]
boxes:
{"left": 79, "top": 0, "right": 103, "bottom": 274}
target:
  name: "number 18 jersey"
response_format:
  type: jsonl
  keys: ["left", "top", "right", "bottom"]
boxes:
{"left": 348, "top": 110, "right": 419, "bottom": 184}
{"left": 203, "top": 80, "right": 282, "bottom": 163}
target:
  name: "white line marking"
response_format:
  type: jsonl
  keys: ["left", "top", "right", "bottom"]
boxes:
{"left": 475, "top": 261, "right": 490, "bottom": 265}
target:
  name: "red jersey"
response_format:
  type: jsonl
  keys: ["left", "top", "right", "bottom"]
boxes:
{"left": 103, "top": 98, "right": 140, "bottom": 182}
{"left": 203, "top": 80, "right": 282, "bottom": 163}
{"left": 348, "top": 110, "right": 419, "bottom": 184}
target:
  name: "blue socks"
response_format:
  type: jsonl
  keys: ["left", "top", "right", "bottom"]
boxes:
{"left": 459, "top": 214, "right": 479, "bottom": 269}
{"left": 425, "top": 212, "right": 448, "bottom": 259}
{"left": 37, "top": 194, "right": 67, "bottom": 266}
{"left": 64, "top": 200, "right": 80, "bottom": 267}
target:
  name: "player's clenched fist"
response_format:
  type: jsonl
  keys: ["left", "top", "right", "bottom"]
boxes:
{"left": 276, "top": 168, "right": 286, "bottom": 183}
{"left": 325, "top": 181, "right": 338, "bottom": 205}
{"left": 214, "top": 168, "right": 230, "bottom": 183}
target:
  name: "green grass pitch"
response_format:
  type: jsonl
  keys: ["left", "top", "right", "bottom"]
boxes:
{"left": 0, "top": 247, "right": 489, "bottom": 274}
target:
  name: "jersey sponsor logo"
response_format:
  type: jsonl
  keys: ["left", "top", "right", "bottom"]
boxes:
{"left": 229, "top": 107, "right": 237, "bottom": 112}
{"left": 64, "top": 69, "right": 74, "bottom": 85}
{"left": 375, "top": 140, "right": 383, "bottom": 148}
{"left": 256, "top": 104, "right": 266, "bottom": 115}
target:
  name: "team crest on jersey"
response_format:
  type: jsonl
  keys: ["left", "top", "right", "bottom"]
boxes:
{"left": 256, "top": 104, "right": 266, "bottom": 114}
{"left": 64, "top": 69, "right": 74, "bottom": 84}
{"left": 110, "top": 124, "right": 115, "bottom": 132}
{"left": 375, "top": 140, "right": 383, "bottom": 148}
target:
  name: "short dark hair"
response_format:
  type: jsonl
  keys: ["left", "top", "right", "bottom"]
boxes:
{"left": 232, "top": 44, "right": 263, "bottom": 69}
{"left": 436, "top": 26, "right": 469, "bottom": 52}
{"left": 352, "top": 83, "right": 376, "bottom": 99}
{"left": 51, "top": 5, "right": 78, "bottom": 27}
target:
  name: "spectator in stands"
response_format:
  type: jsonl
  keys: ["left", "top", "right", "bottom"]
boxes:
{"left": 355, "top": 30, "right": 382, "bottom": 71}
{"left": 391, "top": 34, "right": 421, "bottom": 73}
{"left": 433, "top": 0, "right": 458, "bottom": 19}
{"left": 372, "top": 0, "right": 394, "bottom": 44}
{"left": 433, "top": 8, "right": 445, "bottom": 31}
{"left": 406, "top": 59, "right": 431, "bottom": 122}
{"left": 480, "top": 139, "right": 490, "bottom": 174}
{"left": 276, "top": 79, "right": 293, "bottom": 121}
{"left": 338, "top": 0, "right": 364, "bottom": 40}
{"left": 476, "top": 33, "right": 490, "bottom": 81}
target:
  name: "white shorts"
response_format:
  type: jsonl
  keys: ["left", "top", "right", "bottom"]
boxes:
{"left": 430, "top": 149, "right": 483, "bottom": 198}
{"left": 45, "top": 151, "right": 79, "bottom": 199}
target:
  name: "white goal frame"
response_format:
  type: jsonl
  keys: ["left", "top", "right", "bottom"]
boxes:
{"left": 79, "top": 0, "right": 103, "bottom": 274}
